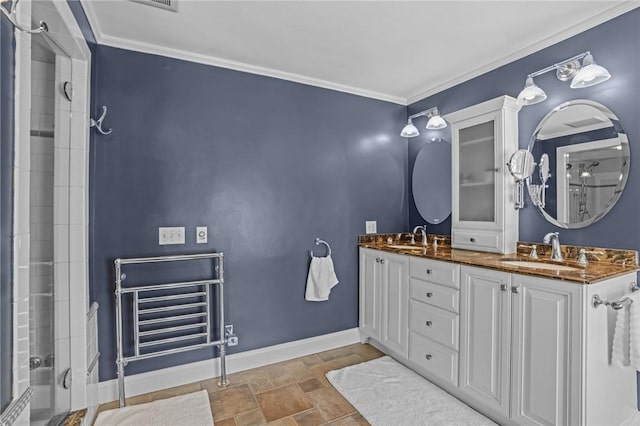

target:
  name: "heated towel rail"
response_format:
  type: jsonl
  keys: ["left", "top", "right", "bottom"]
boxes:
{"left": 114, "top": 253, "right": 228, "bottom": 407}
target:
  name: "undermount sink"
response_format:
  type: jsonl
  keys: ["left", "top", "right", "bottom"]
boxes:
{"left": 386, "top": 245, "right": 425, "bottom": 250}
{"left": 501, "top": 260, "right": 581, "bottom": 272}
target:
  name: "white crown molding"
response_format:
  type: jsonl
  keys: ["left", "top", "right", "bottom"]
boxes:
{"left": 81, "top": 1, "right": 638, "bottom": 107}
{"left": 98, "top": 328, "right": 361, "bottom": 404}
{"left": 405, "top": 2, "right": 640, "bottom": 105}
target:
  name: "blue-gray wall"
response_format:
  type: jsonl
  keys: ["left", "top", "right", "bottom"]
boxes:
{"left": 0, "top": 16, "right": 14, "bottom": 413}
{"left": 409, "top": 9, "right": 640, "bottom": 252}
{"left": 90, "top": 46, "right": 408, "bottom": 380}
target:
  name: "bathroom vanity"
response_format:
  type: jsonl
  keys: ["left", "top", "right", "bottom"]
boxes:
{"left": 358, "top": 238, "right": 639, "bottom": 426}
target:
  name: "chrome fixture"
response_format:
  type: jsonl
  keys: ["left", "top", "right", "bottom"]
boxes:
{"left": 518, "top": 244, "right": 539, "bottom": 260}
{"left": 517, "top": 51, "right": 611, "bottom": 106}
{"left": 0, "top": 0, "right": 47, "bottom": 33}
{"left": 309, "top": 238, "right": 332, "bottom": 258}
{"left": 401, "top": 107, "right": 446, "bottom": 138}
{"left": 411, "top": 225, "right": 427, "bottom": 246}
{"left": 543, "top": 232, "right": 564, "bottom": 262}
{"left": 592, "top": 290, "right": 636, "bottom": 310}
{"left": 577, "top": 249, "right": 605, "bottom": 267}
{"left": 90, "top": 106, "right": 113, "bottom": 135}
{"left": 432, "top": 236, "right": 446, "bottom": 250}
{"left": 29, "top": 357, "right": 42, "bottom": 371}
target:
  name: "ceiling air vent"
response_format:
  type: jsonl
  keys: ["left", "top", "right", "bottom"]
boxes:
{"left": 131, "top": 0, "right": 178, "bottom": 12}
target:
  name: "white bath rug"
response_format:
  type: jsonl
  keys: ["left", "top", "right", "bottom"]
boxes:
{"left": 94, "top": 390, "right": 214, "bottom": 426}
{"left": 326, "top": 356, "right": 496, "bottom": 426}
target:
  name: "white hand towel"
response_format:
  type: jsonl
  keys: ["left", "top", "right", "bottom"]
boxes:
{"left": 305, "top": 256, "right": 339, "bottom": 301}
{"left": 611, "top": 291, "right": 640, "bottom": 369}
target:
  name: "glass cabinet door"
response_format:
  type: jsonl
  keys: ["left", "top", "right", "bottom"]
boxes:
{"left": 457, "top": 120, "right": 496, "bottom": 222}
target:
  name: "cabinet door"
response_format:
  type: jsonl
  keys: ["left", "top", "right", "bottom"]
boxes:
{"left": 459, "top": 266, "right": 511, "bottom": 417}
{"left": 381, "top": 252, "right": 409, "bottom": 357}
{"left": 452, "top": 111, "right": 501, "bottom": 228}
{"left": 510, "top": 275, "right": 581, "bottom": 426}
{"left": 359, "top": 248, "right": 382, "bottom": 340}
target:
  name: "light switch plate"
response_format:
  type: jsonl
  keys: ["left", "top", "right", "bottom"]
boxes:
{"left": 196, "top": 226, "right": 208, "bottom": 244}
{"left": 365, "top": 221, "right": 377, "bottom": 234}
{"left": 159, "top": 227, "right": 185, "bottom": 245}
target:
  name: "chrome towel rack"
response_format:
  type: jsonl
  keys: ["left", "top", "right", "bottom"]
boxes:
{"left": 592, "top": 283, "right": 638, "bottom": 310}
{"left": 114, "top": 252, "right": 227, "bottom": 408}
{"left": 309, "top": 238, "right": 332, "bottom": 258}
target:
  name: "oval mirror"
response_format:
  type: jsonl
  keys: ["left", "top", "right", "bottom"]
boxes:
{"left": 527, "top": 99, "right": 630, "bottom": 228}
{"left": 412, "top": 138, "right": 452, "bottom": 224}
{"left": 508, "top": 149, "right": 535, "bottom": 181}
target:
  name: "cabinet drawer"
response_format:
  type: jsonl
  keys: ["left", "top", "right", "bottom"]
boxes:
{"left": 410, "top": 278, "right": 459, "bottom": 313}
{"left": 409, "top": 257, "right": 459, "bottom": 288}
{"left": 452, "top": 229, "right": 501, "bottom": 252}
{"left": 410, "top": 299, "right": 459, "bottom": 350}
{"left": 410, "top": 331, "right": 458, "bottom": 386}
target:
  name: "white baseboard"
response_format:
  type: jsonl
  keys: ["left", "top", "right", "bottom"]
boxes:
{"left": 98, "top": 328, "right": 360, "bottom": 403}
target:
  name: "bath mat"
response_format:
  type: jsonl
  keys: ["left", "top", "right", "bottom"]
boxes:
{"left": 94, "top": 390, "right": 213, "bottom": 426}
{"left": 326, "top": 356, "right": 496, "bottom": 426}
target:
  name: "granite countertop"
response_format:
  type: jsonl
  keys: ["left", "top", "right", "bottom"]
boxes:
{"left": 359, "top": 233, "right": 639, "bottom": 284}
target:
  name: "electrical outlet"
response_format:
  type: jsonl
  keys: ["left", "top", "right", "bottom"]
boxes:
{"left": 227, "top": 336, "right": 238, "bottom": 346}
{"left": 196, "top": 226, "right": 208, "bottom": 244}
{"left": 159, "top": 227, "right": 185, "bottom": 245}
{"left": 224, "top": 325, "right": 233, "bottom": 336}
{"left": 365, "top": 221, "right": 377, "bottom": 234}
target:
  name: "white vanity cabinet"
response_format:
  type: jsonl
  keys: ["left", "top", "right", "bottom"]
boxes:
{"left": 447, "top": 96, "right": 520, "bottom": 254}
{"left": 459, "top": 266, "right": 511, "bottom": 418}
{"left": 358, "top": 248, "right": 409, "bottom": 357}
{"left": 459, "top": 265, "right": 637, "bottom": 426}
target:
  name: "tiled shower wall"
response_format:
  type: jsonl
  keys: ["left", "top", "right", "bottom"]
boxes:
{"left": 29, "top": 60, "right": 55, "bottom": 410}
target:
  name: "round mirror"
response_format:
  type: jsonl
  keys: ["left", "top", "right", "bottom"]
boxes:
{"left": 527, "top": 99, "right": 630, "bottom": 228}
{"left": 507, "top": 149, "right": 535, "bottom": 181}
{"left": 412, "top": 138, "right": 452, "bottom": 224}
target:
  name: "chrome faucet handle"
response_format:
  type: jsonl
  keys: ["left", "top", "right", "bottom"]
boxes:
{"left": 432, "top": 236, "right": 446, "bottom": 249}
{"left": 577, "top": 249, "right": 605, "bottom": 266}
{"left": 519, "top": 244, "right": 539, "bottom": 259}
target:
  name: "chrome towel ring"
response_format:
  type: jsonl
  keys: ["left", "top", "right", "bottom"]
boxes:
{"left": 310, "top": 238, "right": 332, "bottom": 258}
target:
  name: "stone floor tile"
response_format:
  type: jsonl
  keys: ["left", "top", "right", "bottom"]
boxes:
{"left": 306, "top": 387, "right": 356, "bottom": 422}
{"left": 256, "top": 384, "right": 313, "bottom": 422}
{"left": 297, "top": 354, "right": 323, "bottom": 367}
{"left": 210, "top": 384, "right": 258, "bottom": 421}
{"left": 266, "top": 417, "right": 298, "bottom": 426}
{"left": 216, "top": 418, "right": 238, "bottom": 426}
{"left": 327, "top": 413, "right": 370, "bottom": 425}
{"left": 263, "top": 360, "right": 315, "bottom": 388}
{"left": 298, "top": 378, "right": 323, "bottom": 394}
{"left": 235, "top": 408, "right": 267, "bottom": 426}
{"left": 293, "top": 408, "right": 326, "bottom": 425}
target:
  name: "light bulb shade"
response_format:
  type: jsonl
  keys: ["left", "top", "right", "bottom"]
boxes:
{"left": 400, "top": 120, "right": 419, "bottom": 138}
{"left": 517, "top": 76, "right": 547, "bottom": 105}
{"left": 570, "top": 54, "right": 611, "bottom": 88}
{"left": 426, "top": 115, "right": 447, "bottom": 130}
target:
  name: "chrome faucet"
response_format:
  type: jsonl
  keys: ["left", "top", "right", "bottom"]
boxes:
{"left": 411, "top": 225, "right": 428, "bottom": 246}
{"left": 543, "top": 232, "right": 564, "bottom": 262}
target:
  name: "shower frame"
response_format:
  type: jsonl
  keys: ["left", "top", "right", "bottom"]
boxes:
{"left": 7, "top": 1, "right": 92, "bottom": 424}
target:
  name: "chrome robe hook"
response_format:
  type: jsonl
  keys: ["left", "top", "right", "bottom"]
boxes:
{"left": 90, "top": 106, "right": 113, "bottom": 135}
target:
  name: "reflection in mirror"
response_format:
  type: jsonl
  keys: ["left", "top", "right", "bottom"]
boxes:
{"left": 527, "top": 99, "right": 630, "bottom": 228}
{"left": 412, "top": 138, "right": 452, "bottom": 224}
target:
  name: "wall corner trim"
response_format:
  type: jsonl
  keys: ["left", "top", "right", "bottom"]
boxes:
{"left": 98, "top": 327, "right": 360, "bottom": 403}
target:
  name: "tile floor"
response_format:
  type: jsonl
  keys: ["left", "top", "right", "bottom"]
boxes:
{"left": 96, "top": 343, "right": 384, "bottom": 425}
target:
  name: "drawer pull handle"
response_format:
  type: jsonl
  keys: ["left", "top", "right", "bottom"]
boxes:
{"left": 500, "top": 284, "right": 507, "bottom": 292}
{"left": 511, "top": 286, "right": 519, "bottom": 294}
{"left": 425, "top": 354, "right": 432, "bottom": 360}
{"left": 425, "top": 321, "right": 433, "bottom": 327}
{"left": 375, "top": 258, "right": 380, "bottom": 263}
{"left": 470, "top": 238, "right": 476, "bottom": 243}
{"left": 426, "top": 269, "right": 432, "bottom": 275}
{"left": 380, "top": 259, "right": 386, "bottom": 264}
{"left": 426, "top": 292, "right": 433, "bottom": 298}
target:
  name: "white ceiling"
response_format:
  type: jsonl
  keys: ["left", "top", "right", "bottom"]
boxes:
{"left": 80, "top": 1, "right": 638, "bottom": 105}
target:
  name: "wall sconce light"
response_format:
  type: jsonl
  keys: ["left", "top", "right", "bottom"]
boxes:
{"left": 0, "top": 0, "right": 48, "bottom": 34}
{"left": 400, "top": 107, "right": 446, "bottom": 138}
{"left": 517, "top": 51, "right": 611, "bottom": 106}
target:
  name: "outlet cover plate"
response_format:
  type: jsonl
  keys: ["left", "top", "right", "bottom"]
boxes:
{"left": 159, "top": 227, "right": 185, "bottom": 245}
{"left": 196, "top": 226, "right": 208, "bottom": 244}
{"left": 365, "top": 221, "right": 377, "bottom": 234}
